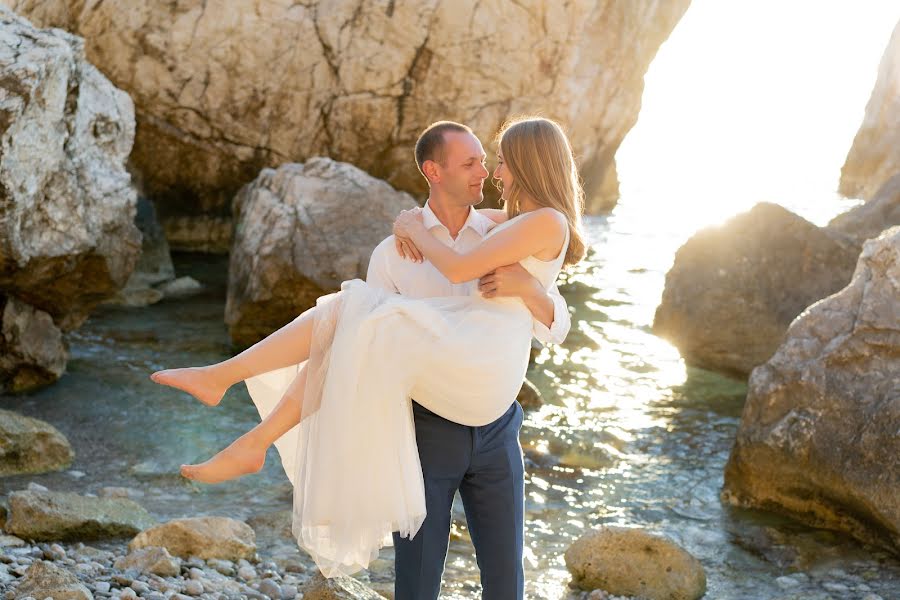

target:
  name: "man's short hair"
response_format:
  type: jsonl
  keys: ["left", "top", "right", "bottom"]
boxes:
{"left": 414, "top": 121, "right": 473, "bottom": 178}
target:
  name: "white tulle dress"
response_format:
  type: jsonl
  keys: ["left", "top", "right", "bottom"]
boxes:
{"left": 244, "top": 216, "right": 569, "bottom": 576}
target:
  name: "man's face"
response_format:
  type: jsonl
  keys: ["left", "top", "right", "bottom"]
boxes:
{"left": 434, "top": 131, "right": 489, "bottom": 206}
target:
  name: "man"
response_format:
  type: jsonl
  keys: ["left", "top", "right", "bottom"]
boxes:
{"left": 366, "top": 121, "right": 570, "bottom": 600}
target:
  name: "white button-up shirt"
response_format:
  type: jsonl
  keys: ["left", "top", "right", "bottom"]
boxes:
{"left": 365, "top": 201, "right": 570, "bottom": 344}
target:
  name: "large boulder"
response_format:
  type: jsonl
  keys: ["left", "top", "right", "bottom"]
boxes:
{"left": 226, "top": 158, "right": 417, "bottom": 347}
{"left": 128, "top": 516, "right": 256, "bottom": 561}
{"left": 3, "top": 0, "right": 690, "bottom": 240}
{"left": 564, "top": 526, "right": 706, "bottom": 600}
{"left": 13, "top": 559, "right": 93, "bottom": 600}
{"left": 840, "top": 20, "right": 900, "bottom": 200}
{"left": 653, "top": 203, "right": 860, "bottom": 378}
{"left": 5, "top": 489, "right": 156, "bottom": 541}
{"left": 0, "top": 408, "right": 73, "bottom": 475}
{"left": 722, "top": 226, "right": 900, "bottom": 555}
{"left": 0, "top": 8, "right": 141, "bottom": 331}
{"left": 0, "top": 296, "right": 67, "bottom": 392}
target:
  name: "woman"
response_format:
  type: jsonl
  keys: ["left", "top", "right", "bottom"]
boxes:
{"left": 151, "top": 116, "right": 586, "bottom": 576}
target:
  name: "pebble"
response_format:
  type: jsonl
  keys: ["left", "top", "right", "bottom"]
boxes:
{"left": 184, "top": 579, "right": 204, "bottom": 596}
{"left": 188, "top": 566, "right": 205, "bottom": 580}
{"left": 95, "top": 582, "right": 111, "bottom": 593}
{"left": 776, "top": 576, "right": 801, "bottom": 589}
{"left": 26, "top": 482, "right": 48, "bottom": 493}
{"left": 237, "top": 565, "right": 257, "bottom": 580}
{"left": 130, "top": 580, "right": 150, "bottom": 594}
{"left": 822, "top": 581, "right": 850, "bottom": 593}
{"left": 861, "top": 595, "right": 884, "bottom": 600}
{"left": 258, "top": 579, "right": 283, "bottom": 599}
{"left": 119, "top": 587, "right": 138, "bottom": 599}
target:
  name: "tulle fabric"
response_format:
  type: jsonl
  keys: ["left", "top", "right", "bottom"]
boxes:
{"left": 245, "top": 279, "right": 533, "bottom": 576}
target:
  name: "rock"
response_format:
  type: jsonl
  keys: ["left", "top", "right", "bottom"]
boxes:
{"left": 245, "top": 510, "right": 293, "bottom": 541}
{"left": 225, "top": 159, "right": 417, "bottom": 347}
{"left": 128, "top": 516, "right": 256, "bottom": 562}
{"left": 98, "top": 486, "right": 144, "bottom": 500}
{"left": 0, "top": 297, "right": 68, "bottom": 392}
{"left": 517, "top": 378, "right": 543, "bottom": 410}
{"left": 722, "top": 226, "right": 900, "bottom": 555}
{"left": 13, "top": 559, "right": 93, "bottom": 600}
{"left": 183, "top": 579, "right": 203, "bottom": 596}
{"left": 0, "top": 409, "right": 74, "bottom": 475}
{"left": 5, "top": 489, "right": 156, "bottom": 541}
{"left": 299, "top": 572, "right": 385, "bottom": 599}
{"left": 0, "top": 8, "right": 140, "bottom": 331}
{"left": 6, "top": 1, "right": 690, "bottom": 234}
{"left": 828, "top": 173, "right": 900, "bottom": 245}
{"left": 258, "top": 579, "right": 283, "bottom": 600}
{"left": 156, "top": 276, "right": 202, "bottom": 299}
{"left": 113, "top": 546, "right": 181, "bottom": 577}
{"left": 840, "top": 20, "right": 900, "bottom": 200}
{"left": 564, "top": 526, "right": 706, "bottom": 600}
{"left": 0, "top": 535, "right": 25, "bottom": 548}
{"left": 653, "top": 203, "right": 860, "bottom": 379}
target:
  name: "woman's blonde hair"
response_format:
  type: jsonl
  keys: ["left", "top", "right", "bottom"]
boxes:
{"left": 494, "top": 116, "right": 586, "bottom": 267}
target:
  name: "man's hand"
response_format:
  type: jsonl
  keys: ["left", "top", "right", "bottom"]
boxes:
{"left": 478, "top": 263, "right": 541, "bottom": 299}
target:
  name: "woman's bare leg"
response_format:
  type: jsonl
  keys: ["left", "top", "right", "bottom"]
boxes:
{"left": 151, "top": 306, "right": 316, "bottom": 406}
{"left": 180, "top": 364, "right": 308, "bottom": 483}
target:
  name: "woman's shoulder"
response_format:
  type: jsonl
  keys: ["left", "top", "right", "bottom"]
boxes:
{"left": 527, "top": 207, "right": 568, "bottom": 232}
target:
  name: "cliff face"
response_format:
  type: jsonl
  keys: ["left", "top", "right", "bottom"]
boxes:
{"left": 840, "top": 19, "right": 900, "bottom": 200}
{"left": 3, "top": 0, "right": 690, "bottom": 235}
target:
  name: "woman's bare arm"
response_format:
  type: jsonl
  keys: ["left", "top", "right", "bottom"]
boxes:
{"left": 394, "top": 207, "right": 567, "bottom": 283}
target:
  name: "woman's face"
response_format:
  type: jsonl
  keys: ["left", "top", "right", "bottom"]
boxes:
{"left": 493, "top": 149, "right": 512, "bottom": 199}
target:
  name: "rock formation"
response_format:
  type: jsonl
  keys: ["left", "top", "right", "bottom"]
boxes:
{"left": 226, "top": 158, "right": 416, "bottom": 347}
{"left": 722, "top": 226, "right": 900, "bottom": 555}
{"left": 2, "top": 0, "right": 691, "bottom": 244}
{"left": 840, "top": 19, "right": 900, "bottom": 200}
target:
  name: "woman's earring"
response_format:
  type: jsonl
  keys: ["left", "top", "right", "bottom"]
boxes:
{"left": 492, "top": 176, "right": 503, "bottom": 195}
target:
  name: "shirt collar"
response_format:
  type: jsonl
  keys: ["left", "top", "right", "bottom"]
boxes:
{"left": 422, "top": 200, "right": 494, "bottom": 237}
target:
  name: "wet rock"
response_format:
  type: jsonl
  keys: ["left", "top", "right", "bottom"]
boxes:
{"left": 7, "top": 1, "right": 690, "bottom": 225}
{"left": 226, "top": 159, "right": 417, "bottom": 347}
{"left": 156, "top": 276, "right": 202, "bottom": 299}
{"left": 517, "top": 378, "right": 544, "bottom": 410}
{"left": 564, "top": 526, "right": 706, "bottom": 600}
{"left": 5, "top": 489, "right": 156, "bottom": 541}
{"left": 0, "top": 408, "right": 73, "bottom": 475}
{"left": 653, "top": 203, "right": 859, "bottom": 379}
{"left": 0, "top": 297, "right": 68, "bottom": 392}
{"left": 128, "top": 516, "right": 256, "bottom": 562}
{"left": 299, "top": 572, "right": 385, "bottom": 599}
{"left": 722, "top": 226, "right": 900, "bottom": 555}
{"left": 113, "top": 546, "right": 181, "bottom": 577}
{"left": 13, "top": 559, "right": 93, "bottom": 600}
{"left": 0, "top": 8, "right": 140, "bottom": 332}
{"left": 840, "top": 21, "right": 900, "bottom": 200}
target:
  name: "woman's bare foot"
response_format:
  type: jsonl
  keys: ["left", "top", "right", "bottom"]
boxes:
{"left": 180, "top": 433, "right": 267, "bottom": 484}
{"left": 150, "top": 366, "right": 230, "bottom": 407}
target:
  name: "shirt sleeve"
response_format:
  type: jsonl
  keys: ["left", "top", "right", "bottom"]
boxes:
{"left": 532, "top": 282, "right": 571, "bottom": 345}
{"left": 365, "top": 237, "right": 401, "bottom": 294}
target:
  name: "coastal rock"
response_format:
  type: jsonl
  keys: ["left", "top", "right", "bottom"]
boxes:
{"left": 3, "top": 0, "right": 690, "bottom": 236}
{"left": 0, "top": 8, "right": 140, "bottom": 331}
{"left": 828, "top": 173, "right": 900, "bottom": 245}
{"left": 113, "top": 545, "right": 181, "bottom": 577}
{"left": 300, "top": 572, "right": 385, "bottom": 599}
{"left": 128, "top": 516, "right": 256, "bottom": 562}
{"left": 0, "top": 296, "right": 67, "bottom": 391}
{"left": 0, "top": 408, "right": 73, "bottom": 475}
{"left": 564, "top": 526, "right": 706, "bottom": 599}
{"left": 722, "top": 226, "right": 900, "bottom": 554}
{"left": 653, "top": 203, "right": 860, "bottom": 379}
{"left": 226, "top": 158, "right": 417, "bottom": 347}
{"left": 13, "top": 559, "right": 93, "bottom": 600}
{"left": 5, "top": 489, "right": 156, "bottom": 541}
{"left": 840, "top": 20, "right": 900, "bottom": 200}
{"left": 517, "top": 378, "right": 544, "bottom": 410}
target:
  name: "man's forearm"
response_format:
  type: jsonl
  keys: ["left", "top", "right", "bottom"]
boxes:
{"left": 520, "top": 281, "right": 555, "bottom": 329}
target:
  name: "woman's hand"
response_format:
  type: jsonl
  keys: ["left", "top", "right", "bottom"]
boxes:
{"left": 394, "top": 235, "right": 424, "bottom": 262}
{"left": 393, "top": 208, "right": 426, "bottom": 240}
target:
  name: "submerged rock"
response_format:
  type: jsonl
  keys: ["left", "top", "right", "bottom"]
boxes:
{"left": 5, "top": 0, "right": 689, "bottom": 231}
{"left": 128, "top": 516, "right": 256, "bottom": 562}
{"left": 840, "top": 20, "right": 900, "bottom": 200}
{"left": 5, "top": 489, "right": 156, "bottom": 541}
{"left": 722, "top": 226, "right": 900, "bottom": 555}
{"left": 653, "top": 203, "right": 859, "bottom": 379}
{"left": 226, "top": 158, "right": 416, "bottom": 347}
{"left": 564, "top": 526, "right": 706, "bottom": 600}
{"left": 0, "top": 408, "right": 73, "bottom": 475}
{"left": 0, "top": 8, "right": 140, "bottom": 332}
